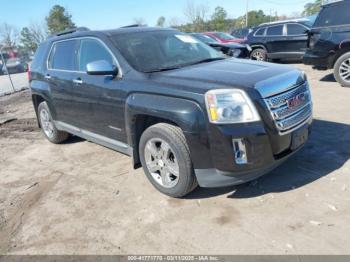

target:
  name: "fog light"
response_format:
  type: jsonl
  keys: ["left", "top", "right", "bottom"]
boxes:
{"left": 232, "top": 138, "right": 248, "bottom": 165}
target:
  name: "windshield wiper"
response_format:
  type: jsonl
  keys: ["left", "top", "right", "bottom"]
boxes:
{"left": 145, "top": 66, "right": 181, "bottom": 73}
{"left": 145, "top": 57, "right": 225, "bottom": 73}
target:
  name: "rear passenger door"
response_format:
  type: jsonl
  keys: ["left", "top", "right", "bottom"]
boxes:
{"left": 265, "top": 25, "right": 286, "bottom": 55}
{"left": 46, "top": 39, "right": 85, "bottom": 127}
{"left": 285, "top": 23, "right": 309, "bottom": 54}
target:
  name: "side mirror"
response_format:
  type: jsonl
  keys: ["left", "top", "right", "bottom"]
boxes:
{"left": 86, "top": 60, "right": 118, "bottom": 76}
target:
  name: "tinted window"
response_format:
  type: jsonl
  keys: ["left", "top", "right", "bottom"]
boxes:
{"left": 266, "top": 25, "right": 283, "bottom": 36}
{"left": 78, "top": 39, "right": 114, "bottom": 71}
{"left": 314, "top": 3, "right": 350, "bottom": 27}
{"left": 49, "top": 40, "right": 78, "bottom": 71}
{"left": 287, "top": 24, "right": 307, "bottom": 35}
{"left": 255, "top": 28, "right": 265, "bottom": 36}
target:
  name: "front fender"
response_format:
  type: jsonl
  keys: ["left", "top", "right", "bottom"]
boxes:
{"left": 125, "top": 93, "right": 213, "bottom": 169}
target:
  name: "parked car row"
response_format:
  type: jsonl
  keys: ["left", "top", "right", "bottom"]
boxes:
{"left": 241, "top": 0, "right": 350, "bottom": 87}
{"left": 190, "top": 33, "right": 251, "bottom": 58}
{"left": 0, "top": 57, "right": 29, "bottom": 75}
{"left": 303, "top": 0, "right": 350, "bottom": 87}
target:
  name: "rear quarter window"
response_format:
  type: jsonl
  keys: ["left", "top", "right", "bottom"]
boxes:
{"left": 31, "top": 43, "right": 48, "bottom": 72}
{"left": 314, "top": 2, "right": 350, "bottom": 27}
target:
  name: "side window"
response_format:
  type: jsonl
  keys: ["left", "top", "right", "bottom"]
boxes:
{"left": 314, "top": 3, "right": 350, "bottom": 27}
{"left": 266, "top": 25, "right": 284, "bottom": 36}
{"left": 287, "top": 24, "right": 307, "bottom": 35}
{"left": 78, "top": 39, "right": 114, "bottom": 72}
{"left": 31, "top": 43, "right": 48, "bottom": 71}
{"left": 255, "top": 28, "right": 266, "bottom": 36}
{"left": 49, "top": 40, "right": 78, "bottom": 71}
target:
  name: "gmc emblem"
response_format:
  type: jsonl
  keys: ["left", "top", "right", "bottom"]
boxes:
{"left": 287, "top": 93, "right": 306, "bottom": 108}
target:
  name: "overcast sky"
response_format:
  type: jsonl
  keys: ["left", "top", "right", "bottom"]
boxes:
{"left": 1, "top": 0, "right": 312, "bottom": 30}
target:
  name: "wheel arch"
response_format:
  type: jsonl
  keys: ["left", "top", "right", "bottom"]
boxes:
{"left": 332, "top": 41, "right": 350, "bottom": 68}
{"left": 125, "top": 93, "right": 211, "bottom": 170}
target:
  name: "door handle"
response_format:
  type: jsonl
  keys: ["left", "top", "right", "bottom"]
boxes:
{"left": 73, "top": 78, "right": 83, "bottom": 85}
{"left": 44, "top": 74, "right": 51, "bottom": 80}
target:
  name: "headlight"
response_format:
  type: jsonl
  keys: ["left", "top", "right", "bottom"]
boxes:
{"left": 205, "top": 89, "right": 261, "bottom": 124}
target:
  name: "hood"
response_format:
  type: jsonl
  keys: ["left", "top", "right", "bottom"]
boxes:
{"left": 151, "top": 59, "right": 304, "bottom": 97}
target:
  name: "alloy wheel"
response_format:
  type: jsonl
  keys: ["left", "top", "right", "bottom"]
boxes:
{"left": 339, "top": 58, "right": 350, "bottom": 83}
{"left": 144, "top": 138, "right": 180, "bottom": 189}
{"left": 40, "top": 108, "right": 54, "bottom": 139}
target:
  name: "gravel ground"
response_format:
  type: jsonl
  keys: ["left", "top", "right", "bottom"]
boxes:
{"left": 0, "top": 64, "right": 349, "bottom": 255}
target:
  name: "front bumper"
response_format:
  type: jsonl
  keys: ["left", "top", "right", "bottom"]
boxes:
{"left": 194, "top": 120, "right": 312, "bottom": 188}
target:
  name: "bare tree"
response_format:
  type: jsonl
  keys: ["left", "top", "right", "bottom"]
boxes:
{"left": 168, "top": 17, "right": 182, "bottom": 28}
{"left": 183, "top": 0, "right": 209, "bottom": 31}
{"left": 0, "top": 23, "right": 19, "bottom": 48}
{"left": 29, "top": 22, "right": 47, "bottom": 44}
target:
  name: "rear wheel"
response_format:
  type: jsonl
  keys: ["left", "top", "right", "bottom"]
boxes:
{"left": 139, "top": 123, "right": 198, "bottom": 198}
{"left": 334, "top": 52, "right": 350, "bottom": 87}
{"left": 38, "top": 101, "right": 69, "bottom": 144}
{"left": 250, "top": 48, "right": 267, "bottom": 61}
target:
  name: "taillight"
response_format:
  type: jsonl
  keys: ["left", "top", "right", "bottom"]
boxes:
{"left": 309, "top": 33, "right": 321, "bottom": 49}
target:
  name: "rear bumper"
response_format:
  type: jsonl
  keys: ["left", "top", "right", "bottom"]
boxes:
{"left": 303, "top": 50, "right": 334, "bottom": 69}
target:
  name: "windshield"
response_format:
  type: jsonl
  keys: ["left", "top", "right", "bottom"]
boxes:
{"left": 111, "top": 30, "right": 223, "bottom": 72}
{"left": 191, "top": 33, "right": 217, "bottom": 43}
{"left": 214, "top": 32, "right": 237, "bottom": 40}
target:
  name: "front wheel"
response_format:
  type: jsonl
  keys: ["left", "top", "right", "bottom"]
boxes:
{"left": 334, "top": 52, "right": 350, "bottom": 87}
{"left": 250, "top": 48, "right": 267, "bottom": 61}
{"left": 139, "top": 123, "right": 198, "bottom": 198}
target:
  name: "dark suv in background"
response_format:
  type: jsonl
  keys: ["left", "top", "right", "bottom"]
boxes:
{"left": 303, "top": 0, "right": 350, "bottom": 87}
{"left": 30, "top": 27, "right": 312, "bottom": 197}
{"left": 247, "top": 19, "right": 312, "bottom": 61}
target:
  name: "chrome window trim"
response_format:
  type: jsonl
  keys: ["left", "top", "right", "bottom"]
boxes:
{"left": 46, "top": 36, "right": 123, "bottom": 78}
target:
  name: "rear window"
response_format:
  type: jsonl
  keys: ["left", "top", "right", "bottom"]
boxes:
{"left": 266, "top": 25, "right": 284, "bottom": 36}
{"left": 49, "top": 40, "right": 78, "bottom": 71}
{"left": 314, "top": 2, "right": 350, "bottom": 27}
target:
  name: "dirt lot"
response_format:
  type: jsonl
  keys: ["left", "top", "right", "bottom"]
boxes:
{"left": 0, "top": 64, "right": 350, "bottom": 255}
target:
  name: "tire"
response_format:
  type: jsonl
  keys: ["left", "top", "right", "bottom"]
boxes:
{"left": 139, "top": 123, "right": 198, "bottom": 198}
{"left": 334, "top": 52, "right": 350, "bottom": 87}
{"left": 38, "top": 101, "right": 69, "bottom": 144}
{"left": 250, "top": 48, "right": 267, "bottom": 61}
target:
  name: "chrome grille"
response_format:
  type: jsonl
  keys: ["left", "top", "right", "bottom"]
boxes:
{"left": 264, "top": 82, "right": 312, "bottom": 134}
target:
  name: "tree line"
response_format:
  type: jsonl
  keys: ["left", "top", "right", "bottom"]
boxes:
{"left": 0, "top": 0, "right": 323, "bottom": 56}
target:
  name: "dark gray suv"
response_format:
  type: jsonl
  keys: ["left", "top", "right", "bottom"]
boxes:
{"left": 30, "top": 27, "right": 312, "bottom": 197}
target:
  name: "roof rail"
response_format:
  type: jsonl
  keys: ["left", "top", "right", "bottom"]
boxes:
{"left": 120, "top": 24, "right": 144, "bottom": 28}
{"left": 55, "top": 27, "right": 90, "bottom": 36}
